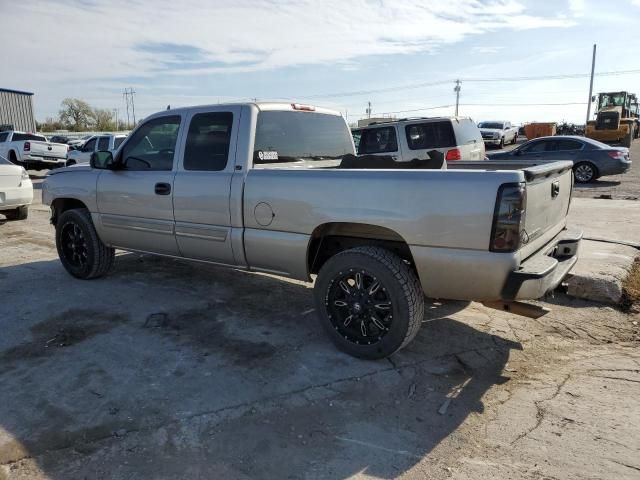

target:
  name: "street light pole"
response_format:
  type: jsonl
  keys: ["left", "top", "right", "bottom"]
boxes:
{"left": 454, "top": 80, "right": 461, "bottom": 116}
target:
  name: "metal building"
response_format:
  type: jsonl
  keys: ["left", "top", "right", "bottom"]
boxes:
{"left": 0, "top": 88, "right": 36, "bottom": 132}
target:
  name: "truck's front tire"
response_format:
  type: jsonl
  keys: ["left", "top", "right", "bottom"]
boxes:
{"left": 55, "top": 208, "right": 115, "bottom": 279}
{"left": 314, "top": 246, "right": 424, "bottom": 359}
{"left": 499, "top": 137, "right": 505, "bottom": 149}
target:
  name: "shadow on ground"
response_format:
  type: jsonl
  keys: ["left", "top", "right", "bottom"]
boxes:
{"left": 0, "top": 254, "right": 521, "bottom": 479}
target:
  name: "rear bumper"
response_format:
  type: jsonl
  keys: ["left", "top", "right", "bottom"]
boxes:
{"left": 0, "top": 183, "right": 33, "bottom": 210}
{"left": 598, "top": 159, "right": 631, "bottom": 176}
{"left": 503, "top": 229, "right": 582, "bottom": 300}
{"left": 22, "top": 154, "right": 67, "bottom": 167}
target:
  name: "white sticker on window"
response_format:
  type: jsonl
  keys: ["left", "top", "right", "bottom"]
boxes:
{"left": 258, "top": 150, "right": 278, "bottom": 161}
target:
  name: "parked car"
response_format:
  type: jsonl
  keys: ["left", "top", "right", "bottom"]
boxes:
{"left": 0, "top": 154, "right": 33, "bottom": 220}
{"left": 487, "top": 135, "right": 632, "bottom": 183}
{"left": 477, "top": 121, "right": 518, "bottom": 148}
{"left": 43, "top": 102, "right": 580, "bottom": 359}
{"left": 352, "top": 117, "right": 485, "bottom": 163}
{"left": 48, "top": 135, "right": 72, "bottom": 145}
{"left": 0, "top": 131, "right": 68, "bottom": 170}
{"left": 66, "top": 134, "right": 127, "bottom": 165}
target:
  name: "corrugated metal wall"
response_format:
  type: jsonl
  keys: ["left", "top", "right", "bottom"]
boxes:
{"left": 0, "top": 90, "right": 36, "bottom": 132}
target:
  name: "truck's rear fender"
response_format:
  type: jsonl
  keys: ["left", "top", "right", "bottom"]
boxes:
{"left": 307, "top": 222, "right": 416, "bottom": 276}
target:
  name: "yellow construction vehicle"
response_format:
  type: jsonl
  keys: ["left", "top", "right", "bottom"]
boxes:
{"left": 585, "top": 91, "right": 636, "bottom": 147}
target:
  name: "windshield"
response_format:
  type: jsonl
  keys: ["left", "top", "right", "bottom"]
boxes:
{"left": 599, "top": 93, "right": 627, "bottom": 109}
{"left": 477, "top": 122, "right": 504, "bottom": 129}
{"left": 253, "top": 111, "right": 354, "bottom": 168}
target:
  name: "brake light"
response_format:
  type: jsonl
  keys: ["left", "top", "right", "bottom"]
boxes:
{"left": 291, "top": 103, "right": 316, "bottom": 111}
{"left": 24, "top": 141, "right": 30, "bottom": 152}
{"left": 445, "top": 148, "right": 461, "bottom": 160}
{"left": 490, "top": 183, "right": 526, "bottom": 253}
{"left": 608, "top": 150, "right": 625, "bottom": 159}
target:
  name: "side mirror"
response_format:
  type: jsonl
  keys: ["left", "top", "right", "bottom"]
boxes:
{"left": 90, "top": 150, "right": 115, "bottom": 169}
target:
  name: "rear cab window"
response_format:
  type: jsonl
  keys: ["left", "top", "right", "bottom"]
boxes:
{"left": 113, "top": 137, "right": 126, "bottom": 149}
{"left": 253, "top": 111, "right": 354, "bottom": 168}
{"left": 11, "top": 133, "right": 46, "bottom": 142}
{"left": 405, "top": 121, "right": 455, "bottom": 150}
{"left": 0, "top": 132, "right": 8, "bottom": 143}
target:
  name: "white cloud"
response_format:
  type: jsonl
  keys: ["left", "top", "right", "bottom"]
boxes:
{"left": 471, "top": 46, "right": 505, "bottom": 54}
{"left": 1, "top": 0, "right": 574, "bottom": 86}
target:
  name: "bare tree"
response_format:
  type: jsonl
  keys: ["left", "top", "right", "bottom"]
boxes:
{"left": 59, "top": 98, "right": 94, "bottom": 131}
{"left": 92, "top": 108, "right": 114, "bottom": 131}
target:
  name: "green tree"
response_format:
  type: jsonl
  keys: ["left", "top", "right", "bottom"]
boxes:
{"left": 59, "top": 98, "right": 93, "bottom": 131}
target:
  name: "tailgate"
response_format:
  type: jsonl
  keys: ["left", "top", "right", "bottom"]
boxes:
{"left": 519, "top": 161, "right": 573, "bottom": 260}
{"left": 30, "top": 141, "right": 67, "bottom": 158}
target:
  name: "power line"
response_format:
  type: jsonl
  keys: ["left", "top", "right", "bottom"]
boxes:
{"left": 371, "top": 101, "right": 587, "bottom": 117}
{"left": 293, "top": 68, "right": 640, "bottom": 101}
{"left": 371, "top": 104, "right": 454, "bottom": 116}
{"left": 462, "top": 102, "right": 588, "bottom": 106}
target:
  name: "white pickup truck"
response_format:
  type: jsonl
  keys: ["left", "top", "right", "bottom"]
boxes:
{"left": 0, "top": 131, "right": 68, "bottom": 170}
{"left": 66, "top": 134, "right": 127, "bottom": 165}
{"left": 43, "top": 102, "right": 581, "bottom": 359}
{"left": 478, "top": 121, "right": 519, "bottom": 148}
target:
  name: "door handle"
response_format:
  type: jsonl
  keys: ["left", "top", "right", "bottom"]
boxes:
{"left": 154, "top": 182, "right": 171, "bottom": 195}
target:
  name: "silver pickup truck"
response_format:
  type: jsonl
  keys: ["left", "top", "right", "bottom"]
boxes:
{"left": 43, "top": 102, "right": 581, "bottom": 359}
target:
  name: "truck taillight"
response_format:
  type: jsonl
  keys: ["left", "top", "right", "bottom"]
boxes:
{"left": 490, "top": 183, "right": 526, "bottom": 253}
{"left": 24, "top": 141, "right": 30, "bottom": 152}
{"left": 445, "top": 148, "right": 461, "bottom": 160}
{"left": 291, "top": 103, "right": 316, "bottom": 111}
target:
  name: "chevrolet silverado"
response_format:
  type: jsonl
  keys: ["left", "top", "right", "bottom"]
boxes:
{"left": 43, "top": 103, "right": 581, "bottom": 359}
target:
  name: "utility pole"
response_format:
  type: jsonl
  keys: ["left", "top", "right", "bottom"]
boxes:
{"left": 130, "top": 88, "right": 136, "bottom": 126}
{"left": 123, "top": 88, "right": 136, "bottom": 127}
{"left": 112, "top": 108, "right": 119, "bottom": 131}
{"left": 123, "top": 91, "right": 130, "bottom": 128}
{"left": 454, "top": 80, "right": 461, "bottom": 116}
{"left": 366, "top": 101, "right": 372, "bottom": 119}
{"left": 586, "top": 44, "right": 597, "bottom": 124}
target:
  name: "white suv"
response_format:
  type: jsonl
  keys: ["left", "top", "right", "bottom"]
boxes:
{"left": 352, "top": 117, "right": 485, "bottom": 166}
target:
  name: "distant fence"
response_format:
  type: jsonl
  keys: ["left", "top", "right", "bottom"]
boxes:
{"left": 40, "top": 131, "right": 131, "bottom": 139}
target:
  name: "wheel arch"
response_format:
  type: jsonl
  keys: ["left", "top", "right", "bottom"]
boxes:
{"left": 50, "top": 198, "right": 89, "bottom": 226}
{"left": 307, "top": 222, "right": 416, "bottom": 276}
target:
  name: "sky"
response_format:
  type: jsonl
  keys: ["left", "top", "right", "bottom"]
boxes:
{"left": 2, "top": 0, "right": 640, "bottom": 126}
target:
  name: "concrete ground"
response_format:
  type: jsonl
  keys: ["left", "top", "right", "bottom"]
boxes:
{"left": 566, "top": 198, "right": 640, "bottom": 304}
{"left": 1, "top": 153, "right": 639, "bottom": 479}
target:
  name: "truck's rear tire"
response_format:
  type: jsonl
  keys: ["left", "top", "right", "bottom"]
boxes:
{"left": 4, "top": 205, "right": 28, "bottom": 220}
{"left": 55, "top": 208, "right": 115, "bottom": 279}
{"left": 314, "top": 246, "right": 424, "bottom": 359}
